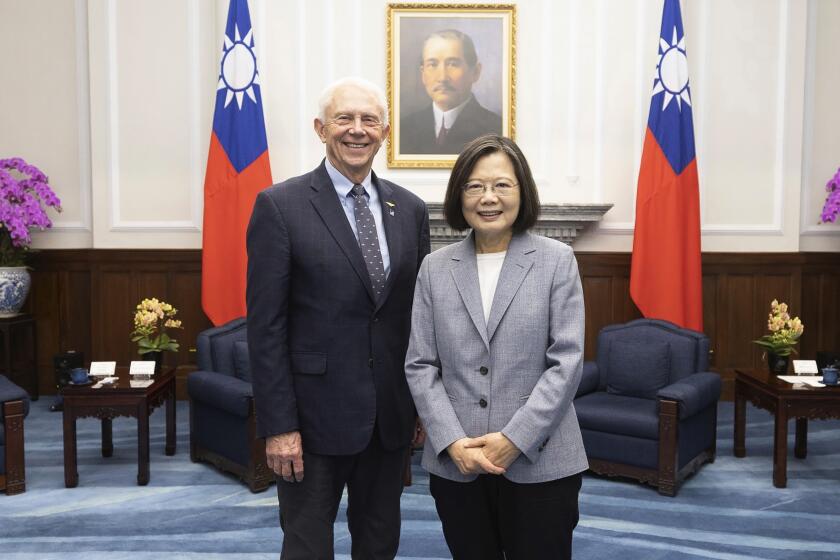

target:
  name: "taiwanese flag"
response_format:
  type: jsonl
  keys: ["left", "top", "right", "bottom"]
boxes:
{"left": 202, "top": 0, "right": 272, "bottom": 326}
{"left": 630, "top": 0, "right": 703, "bottom": 332}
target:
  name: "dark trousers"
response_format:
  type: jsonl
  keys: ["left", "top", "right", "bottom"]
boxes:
{"left": 429, "top": 472, "right": 582, "bottom": 560}
{"left": 276, "top": 433, "right": 408, "bottom": 560}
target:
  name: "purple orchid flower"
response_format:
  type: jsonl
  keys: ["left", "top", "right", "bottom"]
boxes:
{"left": 821, "top": 167, "right": 840, "bottom": 224}
{"left": 0, "top": 158, "right": 62, "bottom": 266}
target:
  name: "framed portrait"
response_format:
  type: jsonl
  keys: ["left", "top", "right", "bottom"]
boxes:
{"left": 387, "top": 4, "right": 516, "bottom": 168}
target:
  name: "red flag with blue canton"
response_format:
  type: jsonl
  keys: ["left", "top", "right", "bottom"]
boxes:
{"left": 630, "top": 0, "right": 703, "bottom": 332}
{"left": 202, "top": 0, "right": 272, "bottom": 326}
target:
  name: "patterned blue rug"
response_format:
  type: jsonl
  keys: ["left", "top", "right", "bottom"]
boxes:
{"left": 1, "top": 400, "right": 839, "bottom": 559}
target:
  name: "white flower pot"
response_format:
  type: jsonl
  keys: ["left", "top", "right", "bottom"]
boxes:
{"left": 0, "top": 267, "right": 32, "bottom": 317}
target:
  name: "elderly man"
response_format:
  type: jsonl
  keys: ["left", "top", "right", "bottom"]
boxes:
{"left": 246, "top": 77, "right": 430, "bottom": 559}
{"left": 400, "top": 29, "right": 503, "bottom": 155}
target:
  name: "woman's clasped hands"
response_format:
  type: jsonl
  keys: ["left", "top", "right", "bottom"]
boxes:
{"left": 446, "top": 432, "right": 521, "bottom": 475}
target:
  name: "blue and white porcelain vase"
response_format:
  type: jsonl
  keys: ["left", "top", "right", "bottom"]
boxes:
{"left": 0, "top": 267, "right": 32, "bottom": 317}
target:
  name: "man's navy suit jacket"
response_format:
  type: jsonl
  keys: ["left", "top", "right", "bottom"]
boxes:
{"left": 399, "top": 96, "right": 503, "bottom": 155}
{"left": 246, "top": 161, "right": 430, "bottom": 455}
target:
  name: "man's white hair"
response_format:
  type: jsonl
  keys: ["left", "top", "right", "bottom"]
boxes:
{"left": 317, "top": 77, "right": 389, "bottom": 125}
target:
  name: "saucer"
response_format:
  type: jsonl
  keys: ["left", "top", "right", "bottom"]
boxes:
{"left": 68, "top": 379, "right": 94, "bottom": 386}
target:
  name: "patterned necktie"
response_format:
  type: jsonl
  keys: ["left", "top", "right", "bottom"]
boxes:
{"left": 351, "top": 184, "right": 386, "bottom": 298}
{"left": 436, "top": 121, "right": 448, "bottom": 146}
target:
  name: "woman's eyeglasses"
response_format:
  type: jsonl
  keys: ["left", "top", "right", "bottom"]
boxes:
{"left": 461, "top": 181, "right": 519, "bottom": 198}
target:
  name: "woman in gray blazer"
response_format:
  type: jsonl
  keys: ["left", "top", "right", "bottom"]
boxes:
{"left": 405, "top": 135, "right": 587, "bottom": 559}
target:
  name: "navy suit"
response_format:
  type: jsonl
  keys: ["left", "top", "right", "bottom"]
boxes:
{"left": 246, "top": 160, "right": 430, "bottom": 558}
{"left": 400, "top": 96, "right": 503, "bottom": 155}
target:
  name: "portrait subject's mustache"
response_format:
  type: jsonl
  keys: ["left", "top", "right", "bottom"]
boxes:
{"left": 433, "top": 84, "right": 454, "bottom": 93}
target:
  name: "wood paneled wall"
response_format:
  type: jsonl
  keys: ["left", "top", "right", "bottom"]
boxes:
{"left": 26, "top": 250, "right": 212, "bottom": 400}
{"left": 24, "top": 250, "right": 840, "bottom": 400}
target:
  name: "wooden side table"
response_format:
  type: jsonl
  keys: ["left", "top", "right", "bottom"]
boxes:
{"left": 734, "top": 368, "right": 840, "bottom": 488}
{"left": 0, "top": 314, "right": 38, "bottom": 400}
{"left": 62, "top": 367, "right": 176, "bottom": 487}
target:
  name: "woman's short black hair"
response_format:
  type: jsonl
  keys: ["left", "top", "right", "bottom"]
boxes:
{"left": 443, "top": 134, "right": 540, "bottom": 232}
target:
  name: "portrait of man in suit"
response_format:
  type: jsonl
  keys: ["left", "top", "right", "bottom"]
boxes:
{"left": 400, "top": 29, "right": 502, "bottom": 156}
{"left": 246, "top": 77, "right": 430, "bottom": 559}
{"left": 387, "top": 6, "right": 515, "bottom": 167}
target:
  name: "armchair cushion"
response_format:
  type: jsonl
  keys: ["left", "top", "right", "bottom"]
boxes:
{"left": 188, "top": 370, "right": 253, "bottom": 418}
{"left": 575, "top": 392, "right": 659, "bottom": 440}
{"left": 196, "top": 317, "right": 247, "bottom": 376}
{"left": 657, "top": 372, "right": 722, "bottom": 419}
{"left": 606, "top": 340, "right": 671, "bottom": 399}
{"left": 0, "top": 375, "right": 30, "bottom": 421}
{"left": 233, "top": 341, "right": 252, "bottom": 382}
{"left": 576, "top": 361, "right": 600, "bottom": 397}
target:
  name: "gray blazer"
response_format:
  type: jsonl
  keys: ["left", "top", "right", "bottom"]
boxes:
{"left": 405, "top": 231, "right": 588, "bottom": 483}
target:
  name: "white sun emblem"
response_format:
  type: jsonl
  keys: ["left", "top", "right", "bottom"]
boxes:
{"left": 217, "top": 24, "right": 261, "bottom": 110}
{"left": 651, "top": 26, "right": 691, "bottom": 112}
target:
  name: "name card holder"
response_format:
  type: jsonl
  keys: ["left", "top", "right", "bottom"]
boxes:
{"left": 793, "top": 360, "right": 819, "bottom": 375}
{"left": 89, "top": 361, "right": 117, "bottom": 378}
{"left": 129, "top": 360, "right": 156, "bottom": 381}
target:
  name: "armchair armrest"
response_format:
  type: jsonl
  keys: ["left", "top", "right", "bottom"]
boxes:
{"left": 187, "top": 370, "right": 253, "bottom": 418}
{"left": 657, "top": 372, "right": 721, "bottom": 419}
{"left": 576, "top": 361, "right": 600, "bottom": 398}
{"left": 0, "top": 375, "right": 30, "bottom": 421}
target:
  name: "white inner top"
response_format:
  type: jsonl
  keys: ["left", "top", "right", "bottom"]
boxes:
{"left": 476, "top": 251, "right": 507, "bottom": 323}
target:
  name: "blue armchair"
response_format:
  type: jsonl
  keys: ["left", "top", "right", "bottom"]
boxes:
{"left": 188, "top": 318, "right": 272, "bottom": 492}
{"left": 1, "top": 374, "right": 29, "bottom": 495}
{"left": 574, "top": 319, "right": 721, "bottom": 496}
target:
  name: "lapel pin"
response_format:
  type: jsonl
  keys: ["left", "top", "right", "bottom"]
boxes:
{"left": 385, "top": 201, "right": 395, "bottom": 216}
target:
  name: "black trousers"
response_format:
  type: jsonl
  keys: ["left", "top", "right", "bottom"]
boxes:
{"left": 429, "top": 472, "right": 583, "bottom": 560}
{"left": 276, "top": 433, "right": 408, "bottom": 560}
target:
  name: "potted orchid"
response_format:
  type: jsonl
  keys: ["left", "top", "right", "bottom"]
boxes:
{"left": 753, "top": 299, "right": 804, "bottom": 375}
{"left": 0, "top": 157, "right": 62, "bottom": 316}
{"left": 130, "top": 298, "right": 183, "bottom": 372}
{"left": 820, "top": 167, "right": 840, "bottom": 224}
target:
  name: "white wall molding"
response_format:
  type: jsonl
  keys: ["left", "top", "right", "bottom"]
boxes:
{"left": 592, "top": 0, "right": 605, "bottom": 203}
{"left": 188, "top": 0, "right": 203, "bottom": 234}
{"left": 106, "top": 0, "right": 201, "bottom": 233}
{"left": 538, "top": 0, "right": 553, "bottom": 175}
{"left": 695, "top": 0, "right": 709, "bottom": 226}
{"left": 770, "top": 0, "right": 789, "bottom": 233}
{"left": 298, "top": 0, "right": 308, "bottom": 173}
{"left": 565, "top": 0, "right": 579, "bottom": 185}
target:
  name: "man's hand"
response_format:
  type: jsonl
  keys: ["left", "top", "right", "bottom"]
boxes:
{"left": 446, "top": 437, "right": 506, "bottom": 476}
{"left": 463, "top": 432, "right": 521, "bottom": 469}
{"left": 412, "top": 417, "right": 426, "bottom": 447}
{"left": 265, "top": 431, "right": 304, "bottom": 482}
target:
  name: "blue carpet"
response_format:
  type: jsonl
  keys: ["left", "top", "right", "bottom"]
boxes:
{"left": 1, "top": 400, "right": 839, "bottom": 559}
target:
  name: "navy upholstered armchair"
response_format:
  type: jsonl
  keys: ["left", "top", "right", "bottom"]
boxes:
{"left": 188, "top": 318, "right": 272, "bottom": 492}
{"left": 574, "top": 319, "right": 721, "bottom": 496}
{"left": 0, "top": 374, "right": 29, "bottom": 495}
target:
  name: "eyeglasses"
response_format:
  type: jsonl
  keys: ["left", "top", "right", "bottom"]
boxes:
{"left": 325, "top": 113, "right": 384, "bottom": 130}
{"left": 461, "top": 181, "right": 519, "bottom": 198}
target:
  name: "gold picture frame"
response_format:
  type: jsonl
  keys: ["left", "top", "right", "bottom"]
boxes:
{"left": 387, "top": 3, "right": 516, "bottom": 168}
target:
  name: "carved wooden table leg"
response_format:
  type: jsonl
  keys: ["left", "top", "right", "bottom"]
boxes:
{"left": 101, "top": 418, "right": 113, "bottom": 457}
{"left": 63, "top": 408, "right": 78, "bottom": 488}
{"left": 773, "top": 401, "right": 788, "bottom": 488}
{"left": 137, "top": 404, "right": 150, "bottom": 485}
{"left": 3, "top": 400, "right": 26, "bottom": 494}
{"left": 165, "top": 386, "right": 176, "bottom": 456}
{"left": 734, "top": 381, "right": 746, "bottom": 457}
{"left": 794, "top": 417, "right": 808, "bottom": 459}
